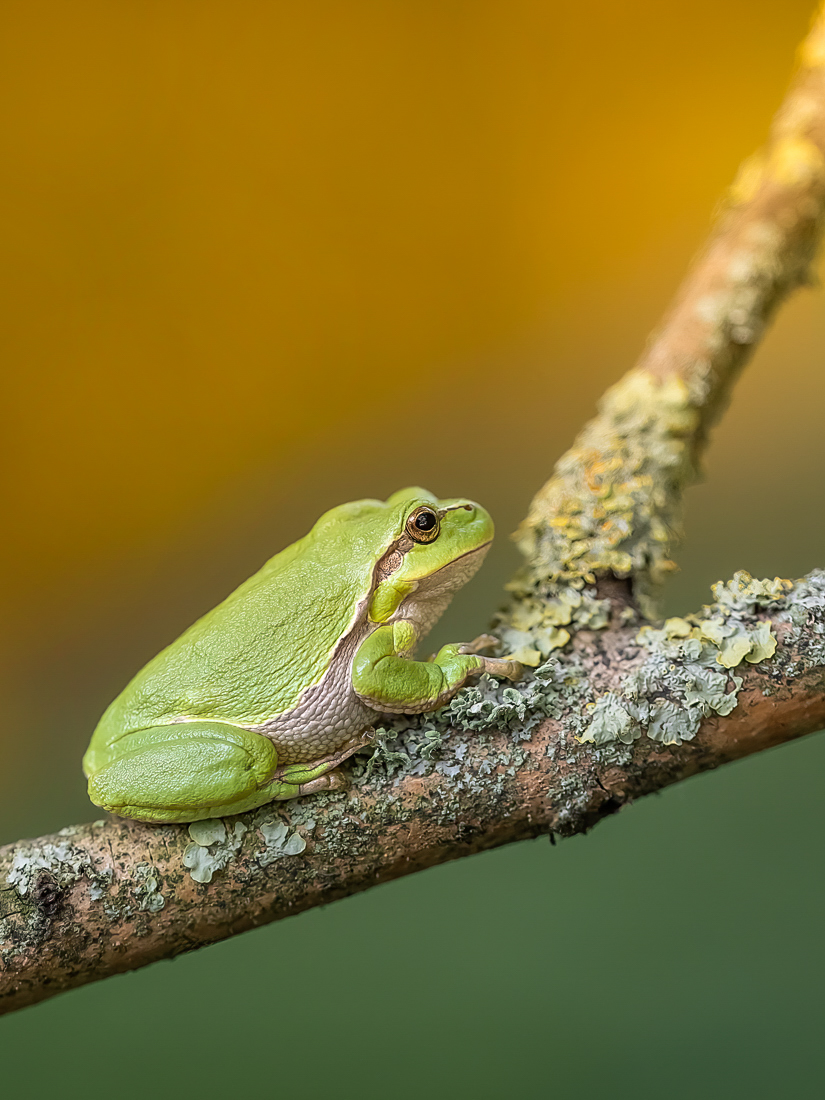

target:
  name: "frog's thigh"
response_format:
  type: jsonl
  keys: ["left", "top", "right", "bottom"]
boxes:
{"left": 87, "top": 721, "right": 280, "bottom": 824}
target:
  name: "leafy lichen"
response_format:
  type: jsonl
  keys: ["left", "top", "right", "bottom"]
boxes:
{"left": 351, "top": 570, "right": 825, "bottom": 800}
{"left": 255, "top": 818, "right": 307, "bottom": 866}
{"left": 496, "top": 587, "right": 610, "bottom": 665}
{"left": 182, "top": 811, "right": 309, "bottom": 883}
{"left": 580, "top": 570, "right": 792, "bottom": 747}
{"left": 183, "top": 819, "right": 248, "bottom": 884}
{"left": 580, "top": 693, "right": 643, "bottom": 746}
{"left": 353, "top": 658, "right": 592, "bottom": 796}
{"left": 779, "top": 569, "right": 825, "bottom": 667}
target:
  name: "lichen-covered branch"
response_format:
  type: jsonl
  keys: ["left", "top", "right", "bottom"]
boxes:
{"left": 2, "top": 570, "right": 824, "bottom": 1016}
{"left": 503, "top": 4, "right": 825, "bottom": 642}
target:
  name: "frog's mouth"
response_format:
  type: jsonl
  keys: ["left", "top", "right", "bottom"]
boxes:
{"left": 415, "top": 539, "right": 493, "bottom": 593}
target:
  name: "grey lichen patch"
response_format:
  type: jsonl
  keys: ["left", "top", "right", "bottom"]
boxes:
{"left": 778, "top": 569, "right": 825, "bottom": 668}
{"left": 353, "top": 658, "right": 592, "bottom": 796}
{"left": 580, "top": 570, "right": 792, "bottom": 747}
{"left": 502, "top": 370, "right": 699, "bottom": 640}
{"left": 183, "top": 819, "right": 248, "bottom": 885}
{"left": 445, "top": 661, "right": 589, "bottom": 740}
{"left": 1, "top": 834, "right": 118, "bottom": 948}
{"left": 6, "top": 841, "right": 89, "bottom": 899}
{"left": 133, "top": 862, "right": 165, "bottom": 913}
{"left": 351, "top": 723, "right": 448, "bottom": 785}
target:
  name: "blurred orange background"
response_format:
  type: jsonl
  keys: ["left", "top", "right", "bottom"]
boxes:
{"left": 2, "top": 2, "right": 824, "bottom": 1096}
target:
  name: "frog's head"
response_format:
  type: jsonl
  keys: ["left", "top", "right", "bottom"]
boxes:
{"left": 367, "top": 487, "right": 495, "bottom": 632}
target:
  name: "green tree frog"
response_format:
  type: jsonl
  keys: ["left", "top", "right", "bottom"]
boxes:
{"left": 83, "top": 488, "right": 521, "bottom": 823}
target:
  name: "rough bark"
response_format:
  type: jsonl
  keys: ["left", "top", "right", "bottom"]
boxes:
{"left": 4, "top": 2, "right": 825, "bottom": 1018}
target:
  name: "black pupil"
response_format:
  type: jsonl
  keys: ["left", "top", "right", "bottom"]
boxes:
{"left": 414, "top": 510, "right": 437, "bottom": 531}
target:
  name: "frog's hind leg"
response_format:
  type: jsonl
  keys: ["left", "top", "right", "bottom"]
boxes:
{"left": 269, "top": 732, "right": 373, "bottom": 800}
{"left": 86, "top": 721, "right": 283, "bottom": 824}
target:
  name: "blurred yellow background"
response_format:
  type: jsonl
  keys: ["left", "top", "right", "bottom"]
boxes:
{"left": 2, "top": 2, "right": 824, "bottom": 1096}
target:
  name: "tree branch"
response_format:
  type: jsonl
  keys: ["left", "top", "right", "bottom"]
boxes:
{"left": 4, "top": 3, "right": 825, "bottom": 1017}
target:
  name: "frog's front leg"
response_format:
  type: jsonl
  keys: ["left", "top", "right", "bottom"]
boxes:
{"left": 352, "top": 621, "right": 521, "bottom": 715}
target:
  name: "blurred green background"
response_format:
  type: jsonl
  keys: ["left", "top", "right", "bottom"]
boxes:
{"left": 2, "top": 2, "right": 824, "bottom": 1096}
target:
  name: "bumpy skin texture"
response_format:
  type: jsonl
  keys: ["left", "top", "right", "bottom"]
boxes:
{"left": 83, "top": 488, "right": 521, "bottom": 823}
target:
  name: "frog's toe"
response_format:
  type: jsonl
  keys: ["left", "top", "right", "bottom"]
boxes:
{"left": 458, "top": 634, "right": 500, "bottom": 655}
{"left": 298, "top": 771, "right": 349, "bottom": 796}
{"left": 480, "top": 656, "right": 524, "bottom": 681}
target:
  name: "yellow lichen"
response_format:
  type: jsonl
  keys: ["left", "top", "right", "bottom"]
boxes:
{"left": 768, "top": 135, "right": 825, "bottom": 189}
{"left": 499, "top": 370, "right": 698, "bottom": 653}
{"left": 799, "top": 9, "right": 825, "bottom": 71}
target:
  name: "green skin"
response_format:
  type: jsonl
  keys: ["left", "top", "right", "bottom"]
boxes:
{"left": 83, "top": 488, "right": 522, "bottom": 824}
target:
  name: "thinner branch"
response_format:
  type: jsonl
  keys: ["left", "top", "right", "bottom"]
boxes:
{"left": 502, "top": 2, "right": 825, "bottom": 644}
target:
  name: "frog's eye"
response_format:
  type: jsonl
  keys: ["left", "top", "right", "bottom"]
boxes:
{"left": 406, "top": 507, "right": 440, "bottom": 544}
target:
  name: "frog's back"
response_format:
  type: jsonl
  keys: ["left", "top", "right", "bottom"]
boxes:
{"left": 94, "top": 496, "right": 408, "bottom": 742}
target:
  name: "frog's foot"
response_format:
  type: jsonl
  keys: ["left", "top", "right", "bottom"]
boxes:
{"left": 268, "top": 732, "right": 373, "bottom": 800}
{"left": 270, "top": 732, "right": 373, "bottom": 783}
{"left": 476, "top": 656, "right": 524, "bottom": 682}
{"left": 425, "top": 633, "right": 500, "bottom": 663}
{"left": 459, "top": 633, "right": 500, "bottom": 655}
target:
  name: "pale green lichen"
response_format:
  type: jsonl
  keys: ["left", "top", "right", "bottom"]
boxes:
{"left": 712, "top": 572, "right": 794, "bottom": 611}
{"left": 183, "top": 819, "right": 248, "bottom": 885}
{"left": 498, "top": 370, "right": 700, "bottom": 655}
{"left": 255, "top": 818, "right": 307, "bottom": 866}
{"left": 580, "top": 694, "right": 643, "bottom": 746}
{"left": 183, "top": 812, "right": 309, "bottom": 883}
{"left": 187, "top": 819, "right": 227, "bottom": 847}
